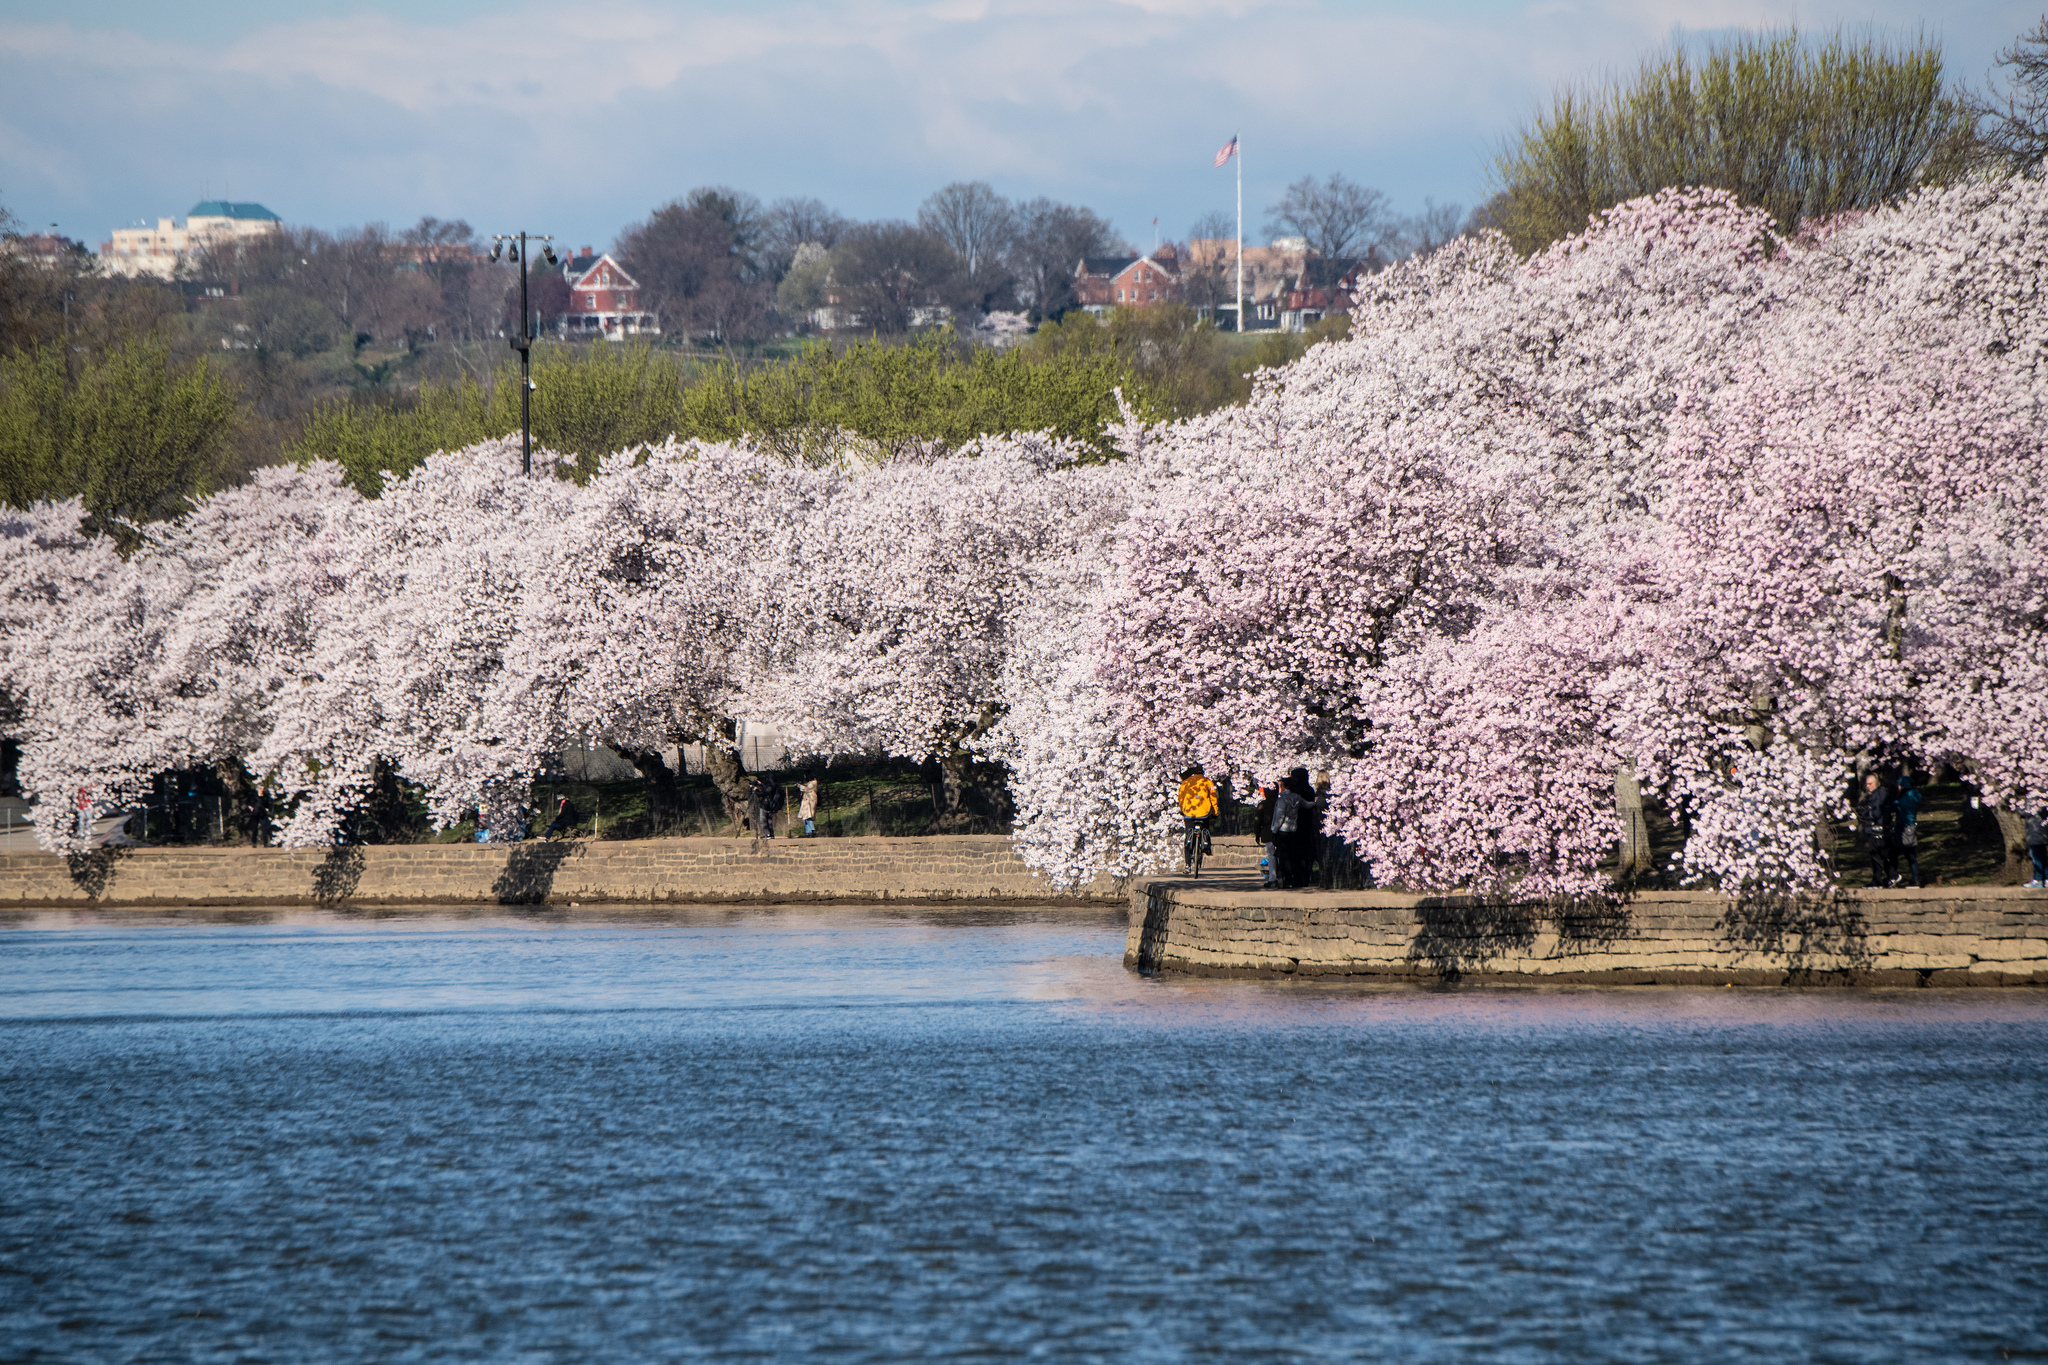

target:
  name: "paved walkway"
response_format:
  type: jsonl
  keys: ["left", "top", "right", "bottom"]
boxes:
{"left": 0, "top": 808, "right": 143, "bottom": 854}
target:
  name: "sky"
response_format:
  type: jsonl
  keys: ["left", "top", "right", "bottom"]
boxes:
{"left": 2, "top": 0, "right": 2037, "bottom": 254}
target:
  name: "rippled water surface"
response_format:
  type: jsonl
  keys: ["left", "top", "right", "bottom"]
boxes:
{"left": 3, "top": 906, "right": 2045, "bottom": 1363}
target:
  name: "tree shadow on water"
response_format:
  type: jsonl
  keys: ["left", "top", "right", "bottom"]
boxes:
{"left": 1132, "top": 884, "right": 1174, "bottom": 972}
{"left": 493, "top": 841, "right": 575, "bottom": 905}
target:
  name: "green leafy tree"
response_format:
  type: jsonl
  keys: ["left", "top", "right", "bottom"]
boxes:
{"left": 292, "top": 330, "right": 1160, "bottom": 493}
{"left": 678, "top": 329, "right": 1150, "bottom": 462}
{"left": 1027, "top": 305, "right": 1350, "bottom": 418}
{"left": 291, "top": 343, "right": 696, "bottom": 495}
{"left": 1492, "top": 30, "right": 1977, "bottom": 254}
{"left": 0, "top": 339, "right": 238, "bottom": 535}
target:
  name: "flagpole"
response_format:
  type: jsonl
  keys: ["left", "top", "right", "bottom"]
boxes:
{"left": 1235, "top": 136, "right": 1244, "bottom": 334}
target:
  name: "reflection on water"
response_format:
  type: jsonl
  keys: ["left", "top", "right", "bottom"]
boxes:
{"left": 3, "top": 906, "right": 2045, "bottom": 1362}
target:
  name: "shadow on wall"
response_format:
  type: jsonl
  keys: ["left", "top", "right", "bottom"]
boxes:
{"left": 65, "top": 846, "right": 126, "bottom": 900}
{"left": 1407, "top": 900, "right": 1539, "bottom": 980}
{"left": 494, "top": 841, "right": 575, "bottom": 905}
{"left": 312, "top": 845, "right": 365, "bottom": 904}
{"left": 1407, "top": 895, "right": 1637, "bottom": 980}
{"left": 1718, "top": 892, "right": 1872, "bottom": 980}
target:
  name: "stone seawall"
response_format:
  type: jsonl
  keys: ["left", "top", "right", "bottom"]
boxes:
{"left": 0, "top": 836, "right": 1262, "bottom": 908}
{"left": 1127, "top": 877, "right": 2048, "bottom": 985}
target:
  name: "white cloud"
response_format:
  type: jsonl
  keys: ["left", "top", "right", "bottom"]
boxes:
{"left": 1, "top": 0, "right": 2034, "bottom": 249}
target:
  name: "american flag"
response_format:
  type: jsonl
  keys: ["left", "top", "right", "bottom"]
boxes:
{"left": 1214, "top": 136, "right": 1238, "bottom": 167}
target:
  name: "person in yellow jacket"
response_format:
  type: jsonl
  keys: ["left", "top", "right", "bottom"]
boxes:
{"left": 1178, "top": 764, "right": 1219, "bottom": 868}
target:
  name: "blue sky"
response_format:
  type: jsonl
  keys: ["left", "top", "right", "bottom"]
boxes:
{"left": 2, "top": 1, "right": 2036, "bottom": 254}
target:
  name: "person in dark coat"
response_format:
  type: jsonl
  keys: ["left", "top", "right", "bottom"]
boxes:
{"left": 1271, "top": 768, "right": 1322, "bottom": 889}
{"left": 1299, "top": 769, "right": 1328, "bottom": 886}
{"left": 2026, "top": 807, "right": 2047, "bottom": 889}
{"left": 1860, "top": 772, "right": 1900, "bottom": 888}
{"left": 1253, "top": 781, "right": 1279, "bottom": 886}
{"left": 749, "top": 776, "right": 784, "bottom": 839}
{"left": 542, "top": 794, "right": 580, "bottom": 841}
{"left": 1895, "top": 772, "right": 1924, "bottom": 889}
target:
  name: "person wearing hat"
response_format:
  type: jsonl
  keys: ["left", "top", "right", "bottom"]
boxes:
{"left": 542, "top": 794, "right": 580, "bottom": 841}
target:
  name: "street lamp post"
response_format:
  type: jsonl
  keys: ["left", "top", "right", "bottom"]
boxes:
{"left": 489, "top": 231, "right": 558, "bottom": 475}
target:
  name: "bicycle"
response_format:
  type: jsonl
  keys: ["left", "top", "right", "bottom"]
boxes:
{"left": 1182, "top": 815, "right": 1215, "bottom": 876}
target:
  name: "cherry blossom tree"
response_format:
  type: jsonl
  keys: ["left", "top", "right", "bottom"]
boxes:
{"left": 753, "top": 433, "right": 1121, "bottom": 825}
{"left": 3, "top": 464, "right": 358, "bottom": 851}
{"left": 251, "top": 438, "right": 577, "bottom": 844}
{"left": 482, "top": 440, "right": 835, "bottom": 830}
{"left": 6, "top": 180, "right": 2043, "bottom": 900}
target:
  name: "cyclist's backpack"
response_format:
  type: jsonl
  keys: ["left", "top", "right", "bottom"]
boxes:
{"left": 1271, "top": 790, "right": 1302, "bottom": 834}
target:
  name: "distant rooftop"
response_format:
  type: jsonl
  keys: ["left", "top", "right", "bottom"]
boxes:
{"left": 187, "top": 201, "right": 280, "bottom": 221}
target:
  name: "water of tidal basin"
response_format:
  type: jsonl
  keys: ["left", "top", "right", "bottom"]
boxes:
{"left": 2, "top": 907, "right": 2044, "bottom": 1363}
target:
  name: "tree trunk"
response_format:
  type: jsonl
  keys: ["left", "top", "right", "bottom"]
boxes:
{"left": 1615, "top": 763, "right": 1653, "bottom": 881}
{"left": 215, "top": 758, "right": 267, "bottom": 846}
{"left": 935, "top": 749, "right": 973, "bottom": 832}
{"left": 930, "top": 707, "right": 1003, "bottom": 834}
{"left": 698, "top": 719, "right": 751, "bottom": 832}
{"left": 1994, "top": 808, "right": 2029, "bottom": 884}
{"left": 625, "top": 746, "right": 681, "bottom": 836}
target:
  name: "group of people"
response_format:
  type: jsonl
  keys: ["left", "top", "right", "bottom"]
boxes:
{"left": 1849, "top": 768, "right": 2048, "bottom": 890}
{"left": 516, "top": 764, "right": 2048, "bottom": 892}
{"left": 1858, "top": 770, "right": 1925, "bottom": 889}
{"left": 1176, "top": 763, "right": 1327, "bottom": 890}
{"left": 745, "top": 776, "right": 821, "bottom": 839}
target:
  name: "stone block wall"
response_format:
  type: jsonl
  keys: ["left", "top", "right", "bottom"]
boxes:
{"left": 0, "top": 836, "right": 1263, "bottom": 908}
{"left": 1126, "top": 879, "right": 2048, "bottom": 985}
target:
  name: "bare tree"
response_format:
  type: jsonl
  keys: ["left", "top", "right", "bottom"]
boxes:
{"left": 691, "top": 275, "right": 774, "bottom": 351}
{"left": 1004, "top": 199, "right": 1125, "bottom": 320}
{"left": 1391, "top": 198, "right": 1466, "bottom": 262}
{"left": 1970, "top": 17, "right": 2048, "bottom": 172}
{"left": 400, "top": 216, "right": 486, "bottom": 341}
{"left": 759, "top": 197, "right": 849, "bottom": 281}
{"left": 264, "top": 225, "right": 395, "bottom": 343}
{"left": 1187, "top": 209, "right": 1235, "bottom": 244}
{"left": 616, "top": 192, "right": 772, "bottom": 340}
{"left": 917, "top": 182, "right": 1015, "bottom": 286}
{"left": 826, "top": 222, "right": 970, "bottom": 332}
{"left": 1265, "top": 174, "right": 1395, "bottom": 285}
{"left": 1177, "top": 211, "right": 1237, "bottom": 314}
{"left": 500, "top": 268, "right": 573, "bottom": 339}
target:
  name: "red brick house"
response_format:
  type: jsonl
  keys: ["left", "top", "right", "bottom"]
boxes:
{"left": 560, "top": 248, "right": 659, "bottom": 339}
{"left": 1278, "top": 262, "right": 1374, "bottom": 332}
{"left": 1074, "top": 248, "right": 1181, "bottom": 314}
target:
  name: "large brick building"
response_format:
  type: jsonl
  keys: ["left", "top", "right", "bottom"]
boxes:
{"left": 559, "top": 248, "right": 660, "bottom": 339}
{"left": 1074, "top": 247, "right": 1181, "bottom": 314}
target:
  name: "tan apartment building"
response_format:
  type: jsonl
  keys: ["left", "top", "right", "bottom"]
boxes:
{"left": 1186, "top": 237, "right": 1310, "bottom": 329}
{"left": 100, "top": 201, "right": 282, "bottom": 279}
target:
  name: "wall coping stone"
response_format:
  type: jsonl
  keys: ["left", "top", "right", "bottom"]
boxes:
{"left": 0, "top": 836, "right": 1261, "bottom": 908}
